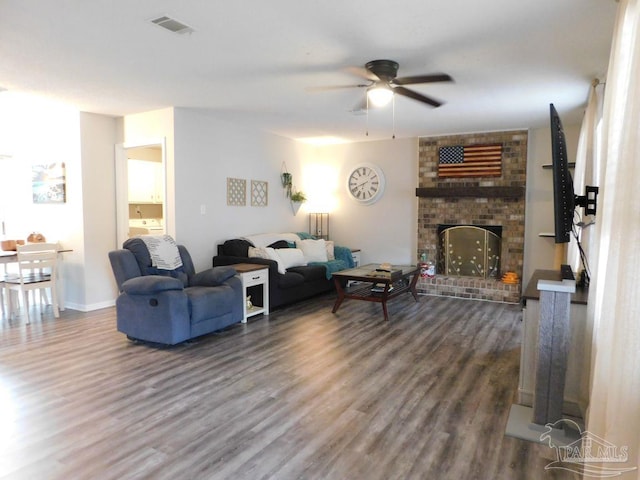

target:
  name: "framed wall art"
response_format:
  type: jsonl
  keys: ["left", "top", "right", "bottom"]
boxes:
{"left": 227, "top": 177, "right": 246, "bottom": 206}
{"left": 32, "top": 162, "right": 66, "bottom": 203}
{"left": 251, "top": 180, "right": 268, "bottom": 207}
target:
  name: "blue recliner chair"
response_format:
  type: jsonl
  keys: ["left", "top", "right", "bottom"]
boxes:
{"left": 109, "top": 238, "right": 243, "bottom": 345}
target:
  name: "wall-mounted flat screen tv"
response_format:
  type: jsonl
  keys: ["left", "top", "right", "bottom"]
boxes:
{"left": 549, "top": 103, "right": 575, "bottom": 244}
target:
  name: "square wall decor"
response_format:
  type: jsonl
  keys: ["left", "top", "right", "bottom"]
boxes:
{"left": 251, "top": 180, "right": 268, "bottom": 207}
{"left": 227, "top": 177, "right": 246, "bottom": 206}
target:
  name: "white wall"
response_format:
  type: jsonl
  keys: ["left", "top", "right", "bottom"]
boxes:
{"left": 77, "top": 112, "right": 119, "bottom": 310}
{"left": 303, "top": 138, "right": 418, "bottom": 265}
{"left": 172, "top": 108, "right": 311, "bottom": 270}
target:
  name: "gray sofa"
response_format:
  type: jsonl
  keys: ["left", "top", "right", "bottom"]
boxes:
{"left": 213, "top": 235, "right": 354, "bottom": 309}
{"left": 109, "top": 238, "right": 243, "bottom": 345}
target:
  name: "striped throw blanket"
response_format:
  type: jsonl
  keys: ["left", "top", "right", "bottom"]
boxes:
{"left": 140, "top": 235, "right": 183, "bottom": 270}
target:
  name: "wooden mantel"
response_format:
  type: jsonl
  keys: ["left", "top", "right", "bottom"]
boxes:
{"left": 415, "top": 186, "right": 525, "bottom": 198}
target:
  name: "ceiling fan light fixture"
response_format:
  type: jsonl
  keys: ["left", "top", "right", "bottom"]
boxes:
{"left": 367, "top": 85, "right": 394, "bottom": 107}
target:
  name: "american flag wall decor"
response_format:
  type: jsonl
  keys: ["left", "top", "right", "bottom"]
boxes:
{"left": 438, "top": 144, "right": 503, "bottom": 178}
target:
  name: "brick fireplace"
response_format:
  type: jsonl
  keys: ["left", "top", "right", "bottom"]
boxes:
{"left": 416, "top": 130, "right": 527, "bottom": 303}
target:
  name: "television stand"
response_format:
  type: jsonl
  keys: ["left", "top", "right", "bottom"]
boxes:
{"left": 532, "top": 265, "right": 575, "bottom": 424}
{"left": 505, "top": 268, "right": 588, "bottom": 444}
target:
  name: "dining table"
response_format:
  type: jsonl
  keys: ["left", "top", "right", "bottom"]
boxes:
{"left": 0, "top": 247, "right": 71, "bottom": 314}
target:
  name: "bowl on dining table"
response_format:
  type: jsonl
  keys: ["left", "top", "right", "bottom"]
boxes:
{"left": 1, "top": 239, "right": 25, "bottom": 251}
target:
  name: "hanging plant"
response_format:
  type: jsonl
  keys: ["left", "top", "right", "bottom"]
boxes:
{"left": 281, "top": 162, "right": 293, "bottom": 197}
{"left": 281, "top": 172, "right": 292, "bottom": 189}
{"left": 290, "top": 190, "right": 307, "bottom": 203}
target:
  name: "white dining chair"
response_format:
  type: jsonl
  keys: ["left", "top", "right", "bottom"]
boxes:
{"left": 4, "top": 243, "right": 59, "bottom": 324}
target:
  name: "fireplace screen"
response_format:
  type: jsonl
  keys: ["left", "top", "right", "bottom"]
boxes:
{"left": 438, "top": 225, "right": 501, "bottom": 278}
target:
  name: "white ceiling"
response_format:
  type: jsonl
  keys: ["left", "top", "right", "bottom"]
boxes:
{"left": 0, "top": 1, "right": 617, "bottom": 143}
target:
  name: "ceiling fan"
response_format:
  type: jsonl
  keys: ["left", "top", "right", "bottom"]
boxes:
{"left": 312, "top": 59, "right": 453, "bottom": 109}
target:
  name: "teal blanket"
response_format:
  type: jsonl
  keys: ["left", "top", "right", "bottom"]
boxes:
{"left": 309, "top": 259, "right": 346, "bottom": 279}
{"left": 334, "top": 245, "right": 355, "bottom": 268}
{"left": 296, "top": 233, "right": 355, "bottom": 279}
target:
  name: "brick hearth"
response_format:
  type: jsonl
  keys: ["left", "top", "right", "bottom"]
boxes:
{"left": 416, "top": 130, "right": 527, "bottom": 303}
{"left": 418, "top": 275, "right": 521, "bottom": 303}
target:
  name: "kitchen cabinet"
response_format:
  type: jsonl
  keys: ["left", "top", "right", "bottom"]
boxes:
{"left": 128, "top": 159, "right": 164, "bottom": 204}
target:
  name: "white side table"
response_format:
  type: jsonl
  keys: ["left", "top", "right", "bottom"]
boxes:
{"left": 348, "top": 249, "right": 361, "bottom": 287}
{"left": 233, "top": 263, "right": 269, "bottom": 323}
{"left": 351, "top": 249, "right": 361, "bottom": 267}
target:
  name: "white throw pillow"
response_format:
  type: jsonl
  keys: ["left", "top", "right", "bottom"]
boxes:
{"left": 276, "top": 248, "right": 307, "bottom": 271}
{"left": 248, "top": 246, "right": 270, "bottom": 259}
{"left": 297, "top": 239, "right": 328, "bottom": 263}
{"left": 325, "top": 240, "right": 335, "bottom": 260}
{"left": 249, "top": 246, "right": 286, "bottom": 273}
{"left": 263, "top": 247, "right": 286, "bottom": 274}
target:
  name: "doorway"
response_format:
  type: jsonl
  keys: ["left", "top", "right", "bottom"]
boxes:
{"left": 114, "top": 138, "right": 167, "bottom": 248}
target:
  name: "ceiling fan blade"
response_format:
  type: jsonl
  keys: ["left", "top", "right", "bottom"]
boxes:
{"left": 305, "top": 84, "right": 368, "bottom": 92}
{"left": 345, "top": 65, "right": 380, "bottom": 81}
{"left": 393, "top": 86, "right": 443, "bottom": 107}
{"left": 392, "top": 73, "right": 453, "bottom": 86}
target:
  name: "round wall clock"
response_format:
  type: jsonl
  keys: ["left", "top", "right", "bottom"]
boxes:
{"left": 347, "top": 163, "right": 386, "bottom": 205}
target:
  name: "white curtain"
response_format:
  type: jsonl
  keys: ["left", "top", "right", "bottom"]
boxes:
{"left": 586, "top": 0, "right": 640, "bottom": 477}
{"left": 568, "top": 82, "right": 605, "bottom": 275}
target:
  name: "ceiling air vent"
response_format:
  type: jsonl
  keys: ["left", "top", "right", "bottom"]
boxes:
{"left": 150, "top": 15, "right": 194, "bottom": 35}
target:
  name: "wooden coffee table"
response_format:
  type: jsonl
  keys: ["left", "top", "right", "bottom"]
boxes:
{"left": 331, "top": 264, "right": 420, "bottom": 321}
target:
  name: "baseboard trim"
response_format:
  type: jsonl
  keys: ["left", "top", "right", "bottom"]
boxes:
{"left": 63, "top": 300, "right": 115, "bottom": 312}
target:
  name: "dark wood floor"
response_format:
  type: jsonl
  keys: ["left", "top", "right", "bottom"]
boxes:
{"left": 0, "top": 293, "right": 575, "bottom": 480}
